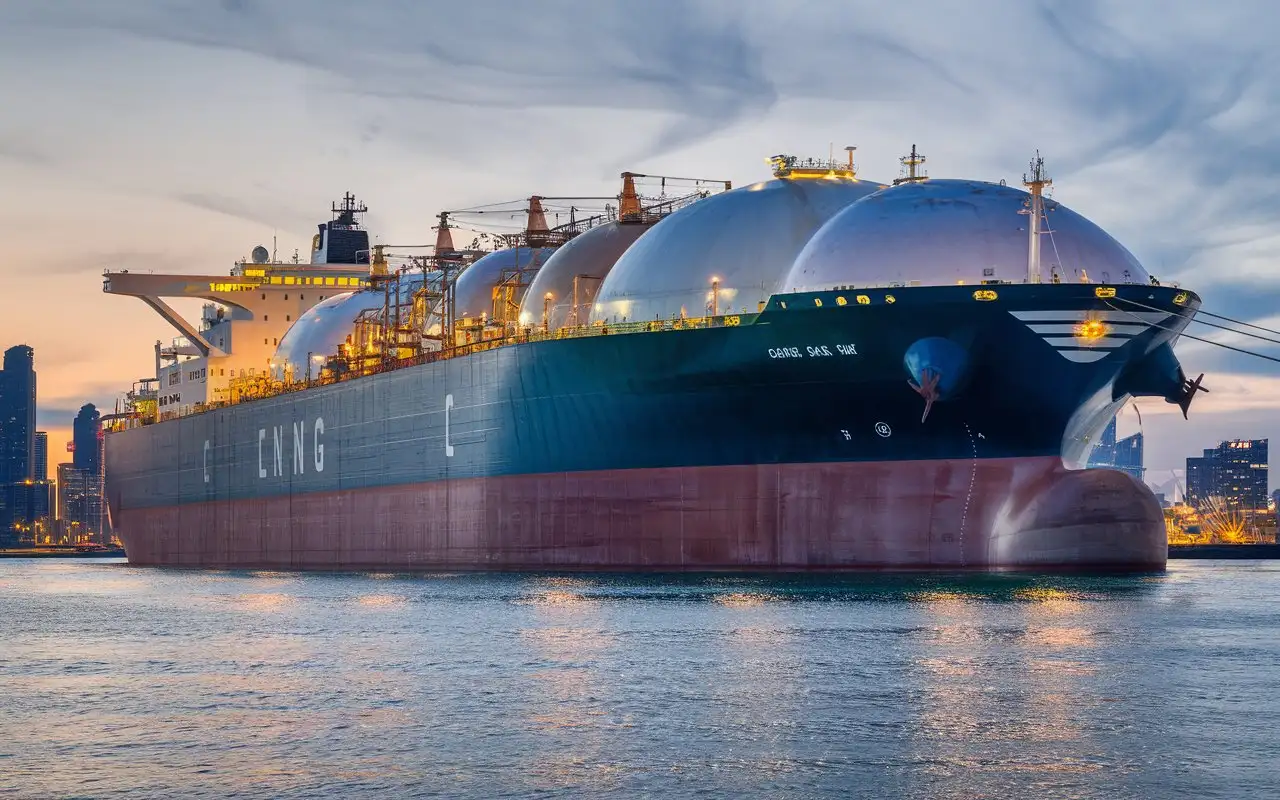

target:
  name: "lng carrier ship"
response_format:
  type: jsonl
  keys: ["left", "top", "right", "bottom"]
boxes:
{"left": 102, "top": 147, "right": 1205, "bottom": 571}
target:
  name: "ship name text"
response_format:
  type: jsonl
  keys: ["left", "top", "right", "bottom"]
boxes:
{"left": 256, "top": 417, "right": 326, "bottom": 479}
{"left": 768, "top": 343, "right": 858, "bottom": 359}
{"left": 202, "top": 416, "right": 327, "bottom": 485}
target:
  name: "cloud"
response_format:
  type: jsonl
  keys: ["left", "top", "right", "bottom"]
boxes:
{"left": 173, "top": 192, "right": 316, "bottom": 231}
{"left": 5, "top": 0, "right": 781, "bottom": 161}
{"left": 37, "top": 406, "right": 93, "bottom": 429}
{"left": 1137, "top": 372, "right": 1280, "bottom": 417}
{"left": 5, "top": 0, "right": 1280, "bottom": 477}
{"left": 37, "top": 391, "right": 120, "bottom": 429}
{"left": 42, "top": 250, "right": 178, "bottom": 277}
{"left": 0, "top": 135, "right": 55, "bottom": 168}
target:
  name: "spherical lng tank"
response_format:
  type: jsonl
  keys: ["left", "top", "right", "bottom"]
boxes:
{"left": 452, "top": 246, "right": 555, "bottom": 323}
{"left": 518, "top": 221, "right": 653, "bottom": 331}
{"left": 590, "top": 177, "right": 882, "bottom": 324}
{"left": 272, "top": 290, "right": 387, "bottom": 379}
{"left": 784, "top": 179, "right": 1150, "bottom": 291}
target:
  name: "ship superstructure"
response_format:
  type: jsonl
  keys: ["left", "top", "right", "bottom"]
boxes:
{"left": 103, "top": 195, "right": 374, "bottom": 419}
{"left": 102, "top": 147, "right": 1205, "bottom": 571}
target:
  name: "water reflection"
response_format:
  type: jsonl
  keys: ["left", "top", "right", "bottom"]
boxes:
{"left": 904, "top": 573, "right": 1121, "bottom": 796}
{"left": 0, "top": 560, "right": 1273, "bottom": 798}
{"left": 514, "top": 577, "right": 620, "bottom": 793}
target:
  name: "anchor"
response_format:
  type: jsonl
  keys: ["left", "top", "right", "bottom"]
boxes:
{"left": 903, "top": 336, "right": 969, "bottom": 424}
{"left": 909, "top": 368, "right": 942, "bottom": 423}
{"left": 1176, "top": 372, "right": 1209, "bottom": 420}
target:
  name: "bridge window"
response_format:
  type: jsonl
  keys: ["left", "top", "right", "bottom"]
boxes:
{"left": 263, "top": 315, "right": 268, "bottom": 322}
{"left": 286, "top": 315, "right": 291, "bottom": 322}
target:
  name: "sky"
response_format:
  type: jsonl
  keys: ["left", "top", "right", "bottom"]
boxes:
{"left": 1, "top": 0, "right": 1279, "bottom": 486}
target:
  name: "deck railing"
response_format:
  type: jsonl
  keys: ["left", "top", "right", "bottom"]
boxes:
{"left": 109, "top": 311, "right": 760, "bottom": 427}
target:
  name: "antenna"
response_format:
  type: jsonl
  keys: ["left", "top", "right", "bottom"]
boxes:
{"left": 1020, "top": 151, "right": 1053, "bottom": 284}
{"left": 893, "top": 144, "right": 928, "bottom": 185}
{"left": 331, "top": 192, "right": 368, "bottom": 229}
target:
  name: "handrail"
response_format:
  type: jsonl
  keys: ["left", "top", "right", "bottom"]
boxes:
{"left": 109, "top": 312, "right": 758, "bottom": 427}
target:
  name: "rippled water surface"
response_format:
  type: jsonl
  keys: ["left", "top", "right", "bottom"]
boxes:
{"left": 1, "top": 560, "right": 1278, "bottom": 798}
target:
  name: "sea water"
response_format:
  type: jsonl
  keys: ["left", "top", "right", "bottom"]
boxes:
{"left": 1, "top": 559, "right": 1277, "bottom": 798}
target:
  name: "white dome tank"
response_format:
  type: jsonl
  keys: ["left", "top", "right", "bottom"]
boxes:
{"left": 518, "top": 221, "right": 652, "bottom": 331}
{"left": 590, "top": 177, "right": 882, "bottom": 324}
{"left": 272, "top": 290, "right": 385, "bottom": 378}
{"left": 784, "top": 179, "right": 1150, "bottom": 291}
{"left": 452, "top": 246, "right": 555, "bottom": 323}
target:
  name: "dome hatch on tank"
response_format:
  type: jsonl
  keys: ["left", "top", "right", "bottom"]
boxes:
{"left": 518, "top": 221, "right": 652, "bottom": 331}
{"left": 784, "top": 178, "right": 1150, "bottom": 291}
{"left": 272, "top": 290, "right": 386, "bottom": 379}
{"left": 590, "top": 175, "right": 882, "bottom": 323}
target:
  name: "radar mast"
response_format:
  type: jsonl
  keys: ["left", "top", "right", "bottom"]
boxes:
{"left": 1021, "top": 152, "right": 1052, "bottom": 284}
{"left": 892, "top": 144, "right": 928, "bottom": 185}
{"left": 331, "top": 192, "right": 368, "bottom": 230}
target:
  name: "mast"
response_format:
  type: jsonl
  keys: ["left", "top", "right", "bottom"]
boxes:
{"left": 331, "top": 192, "right": 367, "bottom": 229}
{"left": 892, "top": 144, "right": 927, "bottom": 185}
{"left": 1022, "top": 151, "right": 1052, "bottom": 284}
{"left": 433, "top": 211, "right": 455, "bottom": 254}
{"left": 619, "top": 172, "right": 642, "bottom": 220}
{"left": 524, "top": 196, "right": 549, "bottom": 247}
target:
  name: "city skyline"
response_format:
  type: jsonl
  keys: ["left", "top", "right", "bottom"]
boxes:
{"left": 4, "top": 1, "right": 1280, "bottom": 477}
{"left": 0, "top": 342, "right": 110, "bottom": 544}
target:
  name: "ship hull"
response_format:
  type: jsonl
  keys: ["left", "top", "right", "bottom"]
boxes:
{"left": 112, "top": 457, "right": 1164, "bottom": 571}
{"left": 106, "top": 284, "right": 1195, "bottom": 572}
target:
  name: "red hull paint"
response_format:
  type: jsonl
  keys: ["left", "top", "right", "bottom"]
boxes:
{"left": 114, "top": 457, "right": 1166, "bottom": 571}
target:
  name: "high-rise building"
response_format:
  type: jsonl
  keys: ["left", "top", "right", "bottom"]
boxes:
{"left": 71, "top": 404, "right": 107, "bottom": 542}
{"left": 1185, "top": 440, "right": 1269, "bottom": 513}
{"left": 1085, "top": 417, "right": 1143, "bottom": 485}
{"left": 1086, "top": 416, "right": 1118, "bottom": 469}
{"left": 73, "top": 404, "right": 101, "bottom": 477}
{"left": 57, "top": 463, "right": 89, "bottom": 543}
{"left": 1185, "top": 448, "right": 1213, "bottom": 508}
{"left": 1113, "top": 432, "right": 1145, "bottom": 484}
{"left": 33, "top": 431, "right": 47, "bottom": 482}
{"left": 0, "top": 345, "right": 37, "bottom": 542}
{"left": 0, "top": 345, "right": 36, "bottom": 483}
{"left": 1215, "top": 439, "right": 1269, "bottom": 513}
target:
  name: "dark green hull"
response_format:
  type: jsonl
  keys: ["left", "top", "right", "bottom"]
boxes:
{"left": 105, "top": 284, "right": 1198, "bottom": 570}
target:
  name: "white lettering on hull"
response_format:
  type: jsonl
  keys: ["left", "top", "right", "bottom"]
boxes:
{"left": 293, "top": 422, "right": 304, "bottom": 475}
{"left": 314, "top": 417, "right": 324, "bottom": 472}
{"left": 239, "top": 416, "right": 325, "bottom": 480}
{"left": 768, "top": 343, "right": 859, "bottom": 359}
{"left": 203, "top": 440, "right": 211, "bottom": 484}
